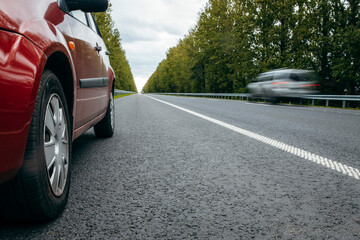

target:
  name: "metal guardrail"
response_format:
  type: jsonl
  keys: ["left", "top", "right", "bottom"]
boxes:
{"left": 114, "top": 90, "right": 136, "bottom": 95}
{"left": 155, "top": 92, "right": 250, "bottom": 99}
{"left": 304, "top": 95, "right": 360, "bottom": 108}
{"left": 153, "top": 93, "right": 360, "bottom": 108}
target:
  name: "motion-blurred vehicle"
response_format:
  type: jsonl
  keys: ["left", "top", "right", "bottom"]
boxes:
{"left": 248, "top": 69, "right": 319, "bottom": 102}
{"left": 0, "top": 0, "right": 114, "bottom": 222}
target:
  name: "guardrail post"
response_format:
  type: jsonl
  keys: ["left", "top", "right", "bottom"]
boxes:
{"left": 342, "top": 101, "right": 346, "bottom": 108}
{"left": 312, "top": 99, "right": 314, "bottom": 106}
{"left": 326, "top": 100, "right": 329, "bottom": 107}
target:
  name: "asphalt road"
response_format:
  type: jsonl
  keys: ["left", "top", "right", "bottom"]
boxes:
{"left": 1, "top": 94, "right": 359, "bottom": 239}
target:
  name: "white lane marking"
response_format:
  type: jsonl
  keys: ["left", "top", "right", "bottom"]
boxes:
{"left": 147, "top": 95, "right": 360, "bottom": 180}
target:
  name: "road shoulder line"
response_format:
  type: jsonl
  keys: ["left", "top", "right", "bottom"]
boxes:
{"left": 147, "top": 95, "right": 360, "bottom": 180}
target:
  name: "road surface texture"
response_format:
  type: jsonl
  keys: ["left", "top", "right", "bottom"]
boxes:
{"left": 1, "top": 94, "right": 359, "bottom": 239}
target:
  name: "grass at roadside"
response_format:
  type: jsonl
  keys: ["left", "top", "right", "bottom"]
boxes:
{"left": 114, "top": 93, "right": 135, "bottom": 99}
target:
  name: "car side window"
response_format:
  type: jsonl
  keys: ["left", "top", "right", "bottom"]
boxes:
{"left": 264, "top": 75, "right": 272, "bottom": 81}
{"left": 86, "top": 13, "right": 101, "bottom": 36}
{"left": 290, "top": 73, "right": 299, "bottom": 81}
{"left": 273, "top": 72, "right": 287, "bottom": 80}
{"left": 71, "top": 10, "right": 88, "bottom": 26}
{"left": 257, "top": 76, "right": 265, "bottom": 82}
{"left": 257, "top": 74, "right": 272, "bottom": 82}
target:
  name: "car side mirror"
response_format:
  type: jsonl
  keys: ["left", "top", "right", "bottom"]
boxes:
{"left": 67, "top": 0, "right": 108, "bottom": 12}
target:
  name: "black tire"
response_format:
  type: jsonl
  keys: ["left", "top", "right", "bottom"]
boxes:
{"left": 0, "top": 70, "right": 71, "bottom": 222}
{"left": 94, "top": 91, "right": 115, "bottom": 138}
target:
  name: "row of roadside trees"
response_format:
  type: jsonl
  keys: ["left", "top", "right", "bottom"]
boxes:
{"left": 143, "top": 0, "right": 360, "bottom": 95}
{"left": 94, "top": 3, "right": 137, "bottom": 92}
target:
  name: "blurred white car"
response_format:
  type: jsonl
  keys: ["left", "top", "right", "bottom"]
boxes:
{"left": 248, "top": 69, "right": 319, "bottom": 102}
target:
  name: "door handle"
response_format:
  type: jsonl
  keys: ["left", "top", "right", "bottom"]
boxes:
{"left": 95, "top": 46, "right": 102, "bottom": 52}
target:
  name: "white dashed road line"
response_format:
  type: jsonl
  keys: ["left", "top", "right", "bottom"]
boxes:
{"left": 147, "top": 95, "right": 360, "bottom": 180}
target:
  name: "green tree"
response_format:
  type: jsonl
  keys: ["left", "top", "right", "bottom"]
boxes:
{"left": 144, "top": 0, "right": 360, "bottom": 95}
{"left": 94, "top": 3, "right": 137, "bottom": 92}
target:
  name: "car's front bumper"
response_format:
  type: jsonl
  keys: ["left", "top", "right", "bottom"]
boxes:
{"left": 0, "top": 30, "right": 46, "bottom": 183}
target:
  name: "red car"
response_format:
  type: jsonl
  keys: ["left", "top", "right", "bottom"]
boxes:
{"left": 0, "top": 0, "right": 115, "bottom": 222}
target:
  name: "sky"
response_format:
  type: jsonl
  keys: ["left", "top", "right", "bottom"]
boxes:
{"left": 110, "top": 0, "right": 208, "bottom": 92}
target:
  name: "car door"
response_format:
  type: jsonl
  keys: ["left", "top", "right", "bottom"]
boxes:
{"left": 85, "top": 13, "right": 110, "bottom": 113}
{"left": 67, "top": 10, "right": 109, "bottom": 129}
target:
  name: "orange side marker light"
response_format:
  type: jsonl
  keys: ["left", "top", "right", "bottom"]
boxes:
{"left": 68, "top": 41, "right": 75, "bottom": 51}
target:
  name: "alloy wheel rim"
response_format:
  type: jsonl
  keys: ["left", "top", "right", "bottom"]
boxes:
{"left": 110, "top": 94, "right": 114, "bottom": 130}
{"left": 44, "top": 94, "right": 69, "bottom": 197}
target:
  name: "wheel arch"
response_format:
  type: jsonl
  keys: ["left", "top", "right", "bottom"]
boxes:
{"left": 44, "top": 52, "right": 74, "bottom": 129}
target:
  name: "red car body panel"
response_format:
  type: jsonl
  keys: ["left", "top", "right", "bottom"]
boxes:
{"left": 0, "top": 31, "right": 46, "bottom": 183}
{"left": 0, "top": 0, "right": 114, "bottom": 183}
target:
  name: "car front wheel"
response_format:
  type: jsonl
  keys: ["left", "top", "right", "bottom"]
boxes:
{"left": 0, "top": 70, "right": 71, "bottom": 222}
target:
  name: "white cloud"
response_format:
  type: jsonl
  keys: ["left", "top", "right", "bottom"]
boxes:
{"left": 110, "top": 0, "right": 207, "bottom": 91}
